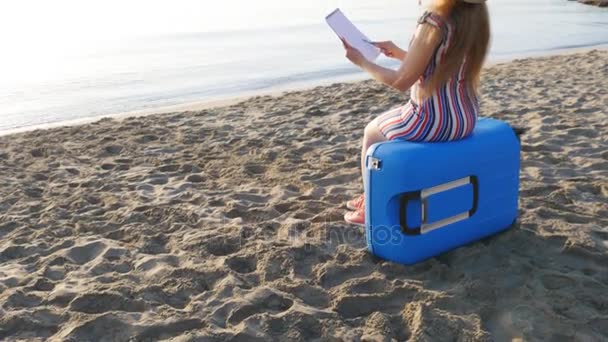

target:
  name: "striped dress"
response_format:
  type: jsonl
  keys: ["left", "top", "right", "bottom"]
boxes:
{"left": 377, "top": 11, "right": 479, "bottom": 142}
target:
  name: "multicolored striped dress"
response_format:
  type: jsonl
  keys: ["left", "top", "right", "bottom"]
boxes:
{"left": 377, "top": 11, "right": 479, "bottom": 142}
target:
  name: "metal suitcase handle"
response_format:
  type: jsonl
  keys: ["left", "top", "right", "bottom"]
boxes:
{"left": 400, "top": 176, "right": 479, "bottom": 236}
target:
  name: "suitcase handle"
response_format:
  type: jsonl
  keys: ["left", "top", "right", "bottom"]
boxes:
{"left": 399, "top": 191, "right": 425, "bottom": 236}
{"left": 400, "top": 176, "right": 479, "bottom": 236}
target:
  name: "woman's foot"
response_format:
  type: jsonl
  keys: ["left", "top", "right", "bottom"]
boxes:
{"left": 344, "top": 208, "right": 365, "bottom": 226}
{"left": 346, "top": 194, "right": 365, "bottom": 211}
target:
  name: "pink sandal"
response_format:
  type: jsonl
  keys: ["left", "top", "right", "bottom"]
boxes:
{"left": 346, "top": 194, "right": 365, "bottom": 210}
{"left": 344, "top": 208, "right": 365, "bottom": 226}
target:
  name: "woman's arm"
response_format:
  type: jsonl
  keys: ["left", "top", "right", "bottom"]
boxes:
{"left": 359, "top": 60, "right": 400, "bottom": 86}
{"left": 374, "top": 41, "right": 407, "bottom": 60}
{"left": 343, "top": 24, "right": 442, "bottom": 92}
{"left": 391, "top": 24, "right": 442, "bottom": 92}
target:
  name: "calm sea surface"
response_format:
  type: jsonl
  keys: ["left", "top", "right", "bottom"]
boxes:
{"left": 1, "top": 0, "right": 607, "bottom": 132}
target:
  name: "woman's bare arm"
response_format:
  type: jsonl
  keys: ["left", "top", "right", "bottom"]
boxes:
{"left": 360, "top": 24, "right": 442, "bottom": 92}
{"left": 374, "top": 41, "right": 408, "bottom": 60}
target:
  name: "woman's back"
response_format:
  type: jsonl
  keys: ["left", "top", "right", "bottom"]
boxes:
{"left": 377, "top": 6, "right": 489, "bottom": 143}
{"left": 410, "top": 11, "right": 479, "bottom": 142}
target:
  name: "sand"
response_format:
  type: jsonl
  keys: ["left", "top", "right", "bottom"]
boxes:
{"left": 0, "top": 49, "right": 607, "bottom": 341}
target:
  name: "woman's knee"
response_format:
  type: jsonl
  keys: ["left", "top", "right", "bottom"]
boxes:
{"left": 364, "top": 120, "right": 376, "bottom": 138}
{"left": 364, "top": 119, "right": 385, "bottom": 142}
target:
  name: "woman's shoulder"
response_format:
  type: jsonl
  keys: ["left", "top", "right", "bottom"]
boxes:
{"left": 417, "top": 11, "right": 448, "bottom": 28}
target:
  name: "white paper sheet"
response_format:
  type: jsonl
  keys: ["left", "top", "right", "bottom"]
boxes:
{"left": 326, "top": 8, "right": 380, "bottom": 62}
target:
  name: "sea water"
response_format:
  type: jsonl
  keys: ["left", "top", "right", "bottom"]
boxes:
{"left": 0, "top": 0, "right": 607, "bottom": 132}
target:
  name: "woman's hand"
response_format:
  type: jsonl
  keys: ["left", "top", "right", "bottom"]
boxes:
{"left": 341, "top": 38, "right": 366, "bottom": 67}
{"left": 373, "top": 41, "right": 406, "bottom": 60}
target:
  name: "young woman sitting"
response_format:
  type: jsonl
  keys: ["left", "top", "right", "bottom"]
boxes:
{"left": 341, "top": 0, "right": 490, "bottom": 225}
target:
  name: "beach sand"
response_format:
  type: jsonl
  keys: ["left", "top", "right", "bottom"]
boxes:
{"left": 0, "top": 49, "right": 607, "bottom": 341}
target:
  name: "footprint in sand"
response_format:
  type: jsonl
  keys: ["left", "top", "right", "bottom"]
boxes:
{"left": 540, "top": 274, "right": 576, "bottom": 290}
{"left": 61, "top": 314, "right": 133, "bottom": 341}
{"left": 134, "top": 255, "right": 180, "bottom": 275}
{"left": 136, "top": 319, "right": 205, "bottom": 341}
{"left": 65, "top": 167, "right": 80, "bottom": 176}
{"left": 562, "top": 213, "right": 593, "bottom": 224}
{"left": 4, "top": 291, "right": 43, "bottom": 310}
{"left": 65, "top": 241, "right": 107, "bottom": 265}
{"left": 224, "top": 203, "right": 280, "bottom": 223}
{"left": 346, "top": 277, "right": 390, "bottom": 294}
{"left": 206, "top": 237, "right": 240, "bottom": 257}
{"left": 103, "top": 145, "right": 123, "bottom": 155}
{"left": 28, "top": 278, "right": 55, "bottom": 292}
{"left": 43, "top": 266, "right": 67, "bottom": 281}
{"left": 147, "top": 175, "right": 169, "bottom": 185}
{"left": 312, "top": 174, "right": 356, "bottom": 187}
{"left": 180, "top": 164, "right": 201, "bottom": 173}
{"left": 333, "top": 286, "right": 418, "bottom": 319}
{"left": 243, "top": 164, "right": 266, "bottom": 176}
{"left": 208, "top": 198, "right": 225, "bottom": 207}
{"left": 30, "top": 147, "right": 48, "bottom": 158}
{"left": 137, "top": 134, "right": 159, "bottom": 144}
{"left": 140, "top": 234, "right": 169, "bottom": 255}
{"left": 69, "top": 292, "right": 146, "bottom": 314}
{"left": 317, "top": 264, "right": 374, "bottom": 289}
{"left": 186, "top": 174, "right": 204, "bottom": 183}
{"left": 24, "top": 187, "right": 43, "bottom": 198}
{"left": 227, "top": 291, "right": 294, "bottom": 326}
{"left": 159, "top": 164, "right": 180, "bottom": 173}
{"left": 582, "top": 268, "right": 598, "bottom": 277}
{"left": 85, "top": 195, "right": 102, "bottom": 205}
{"left": 102, "top": 247, "right": 129, "bottom": 261}
{"left": 114, "top": 158, "right": 133, "bottom": 164}
{"left": 225, "top": 256, "right": 257, "bottom": 274}
{"left": 0, "top": 221, "right": 18, "bottom": 238}
{"left": 272, "top": 202, "right": 292, "bottom": 214}
{"left": 31, "top": 173, "right": 49, "bottom": 181}
{"left": 281, "top": 283, "right": 331, "bottom": 308}
{"left": 233, "top": 192, "right": 269, "bottom": 204}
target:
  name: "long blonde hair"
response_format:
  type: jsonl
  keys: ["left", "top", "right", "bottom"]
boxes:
{"left": 420, "top": 0, "right": 490, "bottom": 98}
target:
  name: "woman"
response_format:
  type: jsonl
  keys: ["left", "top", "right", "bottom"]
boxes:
{"left": 342, "top": 0, "right": 490, "bottom": 225}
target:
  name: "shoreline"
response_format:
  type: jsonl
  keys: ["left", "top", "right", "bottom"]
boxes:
{"left": 1, "top": 43, "right": 607, "bottom": 137}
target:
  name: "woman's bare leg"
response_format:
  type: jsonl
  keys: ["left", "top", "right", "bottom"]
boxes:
{"left": 361, "top": 118, "right": 388, "bottom": 185}
{"left": 345, "top": 119, "right": 389, "bottom": 223}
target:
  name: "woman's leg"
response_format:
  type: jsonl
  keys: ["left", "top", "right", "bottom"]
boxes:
{"left": 345, "top": 118, "right": 389, "bottom": 224}
{"left": 361, "top": 118, "right": 388, "bottom": 185}
{"left": 345, "top": 118, "right": 388, "bottom": 224}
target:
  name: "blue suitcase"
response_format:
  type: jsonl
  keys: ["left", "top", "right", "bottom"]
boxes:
{"left": 364, "top": 118, "right": 520, "bottom": 265}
